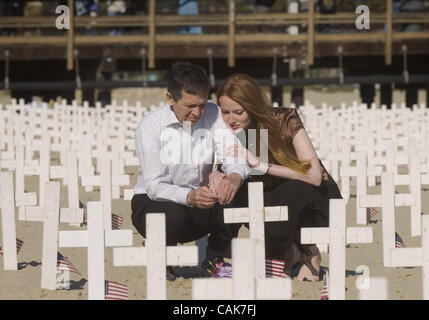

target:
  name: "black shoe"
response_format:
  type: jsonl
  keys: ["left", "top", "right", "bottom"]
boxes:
{"left": 166, "top": 266, "right": 176, "bottom": 282}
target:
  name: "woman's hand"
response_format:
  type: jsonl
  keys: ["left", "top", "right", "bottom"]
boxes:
{"left": 208, "top": 170, "right": 225, "bottom": 196}
{"left": 227, "top": 144, "right": 260, "bottom": 168}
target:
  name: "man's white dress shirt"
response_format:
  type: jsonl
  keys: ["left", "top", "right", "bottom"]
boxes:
{"left": 134, "top": 101, "right": 250, "bottom": 206}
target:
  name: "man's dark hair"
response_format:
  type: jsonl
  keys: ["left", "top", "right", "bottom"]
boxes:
{"left": 167, "top": 62, "right": 210, "bottom": 102}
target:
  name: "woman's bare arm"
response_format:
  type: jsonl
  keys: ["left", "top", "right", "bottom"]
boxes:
{"left": 265, "top": 128, "right": 322, "bottom": 186}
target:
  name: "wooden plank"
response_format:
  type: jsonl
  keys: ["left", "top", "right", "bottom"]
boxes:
{"left": 410, "top": 156, "right": 421, "bottom": 236}
{"left": 113, "top": 247, "right": 147, "bottom": 266}
{"left": 192, "top": 278, "right": 232, "bottom": 300}
{"left": 248, "top": 183, "right": 265, "bottom": 279}
{"left": 423, "top": 215, "right": 429, "bottom": 300}
{"left": 359, "top": 194, "right": 382, "bottom": 208}
{"left": 67, "top": 151, "right": 80, "bottom": 210}
{"left": 41, "top": 182, "right": 60, "bottom": 290}
{"left": 59, "top": 208, "right": 84, "bottom": 223}
{"left": 39, "top": 135, "right": 50, "bottom": 208}
{"left": 307, "top": 0, "right": 315, "bottom": 66}
{"left": 0, "top": 172, "right": 18, "bottom": 270}
{"left": 146, "top": 213, "right": 166, "bottom": 300}
{"left": 58, "top": 230, "right": 87, "bottom": 247}
{"left": 166, "top": 247, "right": 198, "bottom": 266}
{"left": 347, "top": 227, "right": 373, "bottom": 244}
{"left": 356, "top": 152, "right": 367, "bottom": 225}
{"left": 104, "top": 230, "right": 133, "bottom": 247}
{"left": 124, "top": 189, "right": 134, "bottom": 201}
{"left": 228, "top": 0, "right": 235, "bottom": 68}
{"left": 256, "top": 278, "right": 292, "bottom": 300}
{"left": 15, "top": 146, "right": 25, "bottom": 194}
{"left": 15, "top": 192, "right": 37, "bottom": 207}
{"left": 232, "top": 238, "right": 255, "bottom": 300}
{"left": 148, "top": 0, "right": 155, "bottom": 69}
{"left": 382, "top": 172, "right": 395, "bottom": 267}
{"left": 390, "top": 248, "right": 423, "bottom": 267}
{"left": 87, "top": 201, "right": 105, "bottom": 300}
{"left": 385, "top": 0, "right": 393, "bottom": 65}
{"left": 100, "top": 158, "right": 112, "bottom": 230}
{"left": 67, "top": 0, "right": 74, "bottom": 70}
{"left": 301, "top": 227, "right": 330, "bottom": 244}
{"left": 329, "top": 199, "right": 346, "bottom": 300}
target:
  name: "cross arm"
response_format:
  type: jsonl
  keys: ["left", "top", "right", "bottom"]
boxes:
{"left": 224, "top": 206, "right": 288, "bottom": 223}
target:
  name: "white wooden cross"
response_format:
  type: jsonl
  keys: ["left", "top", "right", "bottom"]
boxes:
{"left": 50, "top": 151, "right": 84, "bottom": 225}
{"left": 113, "top": 213, "right": 198, "bottom": 300}
{"left": 390, "top": 214, "right": 429, "bottom": 300}
{"left": 58, "top": 201, "right": 133, "bottom": 299}
{"left": 21, "top": 134, "right": 51, "bottom": 221}
{"left": 3, "top": 145, "right": 38, "bottom": 219}
{"left": 40, "top": 181, "right": 61, "bottom": 289}
{"left": 360, "top": 170, "right": 420, "bottom": 267}
{"left": 223, "top": 182, "right": 288, "bottom": 279}
{"left": 0, "top": 172, "right": 18, "bottom": 270}
{"left": 300, "top": 198, "right": 373, "bottom": 300}
{"left": 111, "top": 158, "right": 130, "bottom": 200}
{"left": 81, "top": 157, "right": 113, "bottom": 230}
{"left": 340, "top": 151, "right": 382, "bottom": 225}
{"left": 192, "top": 238, "right": 292, "bottom": 300}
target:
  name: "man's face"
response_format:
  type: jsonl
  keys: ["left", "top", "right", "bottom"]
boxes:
{"left": 167, "top": 90, "right": 208, "bottom": 126}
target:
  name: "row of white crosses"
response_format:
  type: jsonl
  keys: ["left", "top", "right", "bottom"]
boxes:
{"left": 300, "top": 102, "right": 428, "bottom": 221}
{"left": 0, "top": 100, "right": 145, "bottom": 221}
{"left": 302, "top": 102, "right": 429, "bottom": 184}
{"left": 0, "top": 170, "right": 135, "bottom": 298}
{"left": 0, "top": 99, "right": 151, "bottom": 201}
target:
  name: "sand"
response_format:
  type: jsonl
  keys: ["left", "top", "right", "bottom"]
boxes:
{"left": 0, "top": 88, "right": 428, "bottom": 300}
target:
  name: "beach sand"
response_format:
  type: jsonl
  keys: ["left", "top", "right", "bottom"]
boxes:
{"left": 0, "top": 88, "right": 428, "bottom": 299}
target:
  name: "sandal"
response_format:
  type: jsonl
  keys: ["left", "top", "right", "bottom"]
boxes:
{"left": 295, "top": 245, "right": 321, "bottom": 282}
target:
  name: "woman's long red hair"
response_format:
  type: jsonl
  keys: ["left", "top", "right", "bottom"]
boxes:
{"left": 217, "top": 74, "right": 311, "bottom": 174}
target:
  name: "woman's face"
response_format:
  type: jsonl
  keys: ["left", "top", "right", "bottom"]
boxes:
{"left": 219, "top": 95, "right": 252, "bottom": 134}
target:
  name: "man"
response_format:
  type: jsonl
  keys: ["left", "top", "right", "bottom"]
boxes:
{"left": 132, "top": 62, "right": 250, "bottom": 279}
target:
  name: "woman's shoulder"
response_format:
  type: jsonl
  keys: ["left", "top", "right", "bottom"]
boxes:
{"left": 270, "top": 107, "right": 304, "bottom": 138}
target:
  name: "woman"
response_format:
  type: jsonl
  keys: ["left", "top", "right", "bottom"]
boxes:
{"left": 210, "top": 74, "right": 342, "bottom": 281}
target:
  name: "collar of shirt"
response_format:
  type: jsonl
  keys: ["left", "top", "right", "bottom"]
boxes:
{"left": 164, "top": 104, "right": 182, "bottom": 128}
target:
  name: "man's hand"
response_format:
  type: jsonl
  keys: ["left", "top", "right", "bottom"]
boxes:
{"left": 215, "top": 173, "right": 242, "bottom": 205}
{"left": 208, "top": 170, "right": 226, "bottom": 196}
{"left": 186, "top": 186, "right": 218, "bottom": 208}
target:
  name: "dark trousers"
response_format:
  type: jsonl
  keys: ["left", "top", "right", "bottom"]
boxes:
{"left": 262, "top": 179, "right": 340, "bottom": 258}
{"left": 131, "top": 182, "right": 249, "bottom": 260}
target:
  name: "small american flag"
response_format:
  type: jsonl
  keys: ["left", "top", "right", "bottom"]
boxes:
{"left": 321, "top": 272, "right": 329, "bottom": 300}
{"left": 105, "top": 280, "right": 129, "bottom": 300}
{"left": 57, "top": 252, "right": 81, "bottom": 276}
{"left": 0, "top": 238, "right": 24, "bottom": 255}
{"left": 265, "top": 259, "right": 286, "bottom": 278}
{"left": 395, "top": 232, "right": 406, "bottom": 248}
{"left": 367, "top": 207, "right": 378, "bottom": 222}
{"left": 112, "top": 214, "right": 124, "bottom": 230}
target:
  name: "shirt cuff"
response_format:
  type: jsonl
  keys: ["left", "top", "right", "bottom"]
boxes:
{"left": 225, "top": 165, "right": 249, "bottom": 181}
{"left": 176, "top": 187, "right": 193, "bottom": 207}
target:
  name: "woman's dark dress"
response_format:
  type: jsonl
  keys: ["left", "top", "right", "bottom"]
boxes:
{"left": 246, "top": 107, "right": 342, "bottom": 259}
